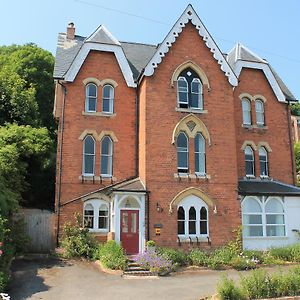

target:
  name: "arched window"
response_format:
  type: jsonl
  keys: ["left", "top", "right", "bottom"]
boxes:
{"left": 245, "top": 146, "right": 254, "bottom": 176}
{"left": 177, "top": 68, "right": 203, "bottom": 109}
{"left": 177, "top": 132, "right": 188, "bottom": 173}
{"left": 177, "top": 206, "right": 185, "bottom": 235}
{"left": 259, "top": 147, "right": 268, "bottom": 177}
{"left": 101, "top": 136, "right": 113, "bottom": 176}
{"left": 255, "top": 100, "right": 265, "bottom": 126}
{"left": 84, "top": 203, "right": 94, "bottom": 229}
{"left": 102, "top": 84, "right": 114, "bottom": 114}
{"left": 83, "top": 135, "right": 95, "bottom": 175}
{"left": 83, "top": 200, "right": 109, "bottom": 232}
{"left": 265, "top": 198, "right": 285, "bottom": 237}
{"left": 242, "top": 197, "right": 263, "bottom": 237}
{"left": 195, "top": 133, "right": 205, "bottom": 175}
{"left": 177, "top": 195, "right": 209, "bottom": 238}
{"left": 242, "top": 98, "right": 251, "bottom": 125}
{"left": 85, "top": 83, "right": 97, "bottom": 112}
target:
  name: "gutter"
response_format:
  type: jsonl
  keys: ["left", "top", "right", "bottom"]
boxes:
{"left": 56, "top": 80, "right": 67, "bottom": 246}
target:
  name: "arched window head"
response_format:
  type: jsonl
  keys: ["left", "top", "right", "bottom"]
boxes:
{"left": 195, "top": 133, "right": 205, "bottom": 175}
{"left": 102, "top": 84, "right": 114, "bottom": 114}
{"left": 265, "top": 198, "right": 285, "bottom": 237}
{"left": 242, "top": 98, "right": 251, "bottom": 125}
{"left": 176, "top": 132, "right": 188, "bottom": 173}
{"left": 177, "top": 206, "right": 185, "bottom": 235}
{"left": 84, "top": 203, "right": 94, "bottom": 229}
{"left": 177, "top": 68, "right": 203, "bottom": 110}
{"left": 101, "top": 136, "right": 113, "bottom": 176}
{"left": 245, "top": 146, "right": 254, "bottom": 176}
{"left": 189, "top": 207, "right": 196, "bottom": 234}
{"left": 85, "top": 83, "right": 97, "bottom": 112}
{"left": 259, "top": 147, "right": 268, "bottom": 177}
{"left": 255, "top": 99, "right": 265, "bottom": 126}
{"left": 98, "top": 203, "right": 109, "bottom": 229}
{"left": 83, "top": 135, "right": 95, "bottom": 175}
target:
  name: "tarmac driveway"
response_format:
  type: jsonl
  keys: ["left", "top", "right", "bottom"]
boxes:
{"left": 8, "top": 257, "right": 295, "bottom": 300}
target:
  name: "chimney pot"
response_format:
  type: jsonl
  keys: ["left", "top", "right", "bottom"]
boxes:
{"left": 67, "top": 22, "right": 75, "bottom": 40}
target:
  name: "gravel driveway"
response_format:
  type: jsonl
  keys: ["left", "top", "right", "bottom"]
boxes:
{"left": 8, "top": 256, "right": 295, "bottom": 300}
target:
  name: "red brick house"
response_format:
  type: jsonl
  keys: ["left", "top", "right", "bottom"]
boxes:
{"left": 53, "top": 5, "right": 300, "bottom": 254}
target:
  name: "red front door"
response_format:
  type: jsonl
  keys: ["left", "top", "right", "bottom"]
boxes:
{"left": 120, "top": 210, "right": 139, "bottom": 255}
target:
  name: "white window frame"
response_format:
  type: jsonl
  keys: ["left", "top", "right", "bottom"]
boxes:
{"left": 83, "top": 199, "right": 109, "bottom": 233}
{"left": 255, "top": 99, "right": 265, "bottom": 126}
{"left": 245, "top": 146, "right": 255, "bottom": 177}
{"left": 176, "top": 132, "right": 189, "bottom": 173}
{"left": 190, "top": 78, "right": 203, "bottom": 109}
{"left": 177, "top": 195, "right": 209, "bottom": 239}
{"left": 259, "top": 147, "right": 269, "bottom": 177}
{"left": 85, "top": 83, "right": 97, "bottom": 113}
{"left": 195, "top": 133, "right": 206, "bottom": 175}
{"left": 102, "top": 84, "right": 114, "bottom": 114}
{"left": 242, "top": 196, "right": 286, "bottom": 238}
{"left": 100, "top": 136, "right": 113, "bottom": 177}
{"left": 83, "top": 135, "right": 95, "bottom": 176}
{"left": 177, "top": 76, "right": 188, "bottom": 106}
{"left": 242, "top": 98, "right": 251, "bottom": 125}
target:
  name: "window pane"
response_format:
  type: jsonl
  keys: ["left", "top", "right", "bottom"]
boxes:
{"left": 177, "top": 133, "right": 187, "bottom": 147}
{"left": 122, "top": 213, "right": 128, "bottom": 233}
{"left": 243, "top": 226, "right": 263, "bottom": 237}
{"left": 200, "top": 221, "right": 207, "bottom": 234}
{"left": 84, "top": 155, "right": 94, "bottom": 174}
{"left": 200, "top": 207, "right": 207, "bottom": 220}
{"left": 99, "top": 216, "right": 108, "bottom": 229}
{"left": 178, "top": 221, "right": 185, "bottom": 234}
{"left": 191, "top": 93, "right": 200, "bottom": 108}
{"left": 260, "top": 161, "right": 268, "bottom": 176}
{"left": 178, "top": 77, "right": 188, "bottom": 104}
{"left": 266, "top": 199, "right": 284, "bottom": 213}
{"left": 243, "top": 198, "right": 262, "bottom": 213}
{"left": 84, "top": 136, "right": 95, "bottom": 154}
{"left": 103, "top": 85, "right": 113, "bottom": 98}
{"left": 101, "top": 155, "right": 109, "bottom": 174}
{"left": 245, "top": 161, "right": 254, "bottom": 175}
{"left": 103, "top": 99, "right": 110, "bottom": 112}
{"left": 266, "top": 214, "right": 284, "bottom": 225}
{"left": 189, "top": 221, "right": 196, "bottom": 234}
{"left": 88, "top": 98, "right": 96, "bottom": 111}
{"left": 266, "top": 225, "right": 285, "bottom": 236}
{"left": 178, "top": 207, "right": 185, "bottom": 220}
{"left": 189, "top": 207, "right": 196, "bottom": 220}
{"left": 87, "top": 84, "right": 97, "bottom": 97}
{"left": 101, "top": 137, "right": 111, "bottom": 154}
{"left": 242, "top": 99, "right": 251, "bottom": 124}
{"left": 131, "top": 213, "right": 137, "bottom": 233}
{"left": 243, "top": 214, "right": 262, "bottom": 225}
{"left": 84, "top": 206, "right": 94, "bottom": 229}
{"left": 178, "top": 152, "right": 188, "bottom": 168}
{"left": 191, "top": 80, "right": 200, "bottom": 93}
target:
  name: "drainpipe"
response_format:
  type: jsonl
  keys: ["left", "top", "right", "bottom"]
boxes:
{"left": 135, "top": 83, "right": 140, "bottom": 177}
{"left": 286, "top": 100, "right": 296, "bottom": 185}
{"left": 56, "top": 80, "right": 67, "bottom": 246}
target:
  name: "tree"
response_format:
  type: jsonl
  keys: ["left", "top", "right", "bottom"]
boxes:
{"left": 291, "top": 103, "right": 300, "bottom": 117}
{"left": 294, "top": 142, "right": 300, "bottom": 173}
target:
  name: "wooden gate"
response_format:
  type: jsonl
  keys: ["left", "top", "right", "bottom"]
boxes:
{"left": 16, "top": 209, "right": 56, "bottom": 253}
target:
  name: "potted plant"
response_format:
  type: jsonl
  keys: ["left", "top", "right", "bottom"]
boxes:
{"left": 146, "top": 240, "right": 156, "bottom": 252}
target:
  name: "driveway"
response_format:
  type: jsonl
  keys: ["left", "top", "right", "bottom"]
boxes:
{"left": 8, "top": 257, "right": 295, "bottom": 300}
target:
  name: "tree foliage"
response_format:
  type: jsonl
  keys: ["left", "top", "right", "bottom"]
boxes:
{"left": 291, "top": 103, "right": 300, "bottom": 117}
{"left": 294, "top": 142, "right": 300, "bottom": 173}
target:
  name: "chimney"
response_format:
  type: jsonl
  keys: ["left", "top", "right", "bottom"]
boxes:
{"left": 67, "top": 22, "right": 75, "bottom": 40}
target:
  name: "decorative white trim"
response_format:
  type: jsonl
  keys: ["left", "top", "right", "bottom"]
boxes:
{"left": 234, "top": 60, "right": 286, "bottom": 102}
{"left": 64, "top": 43, "right": 136, "bottom": 87}
{"left": 86, "top": 25, "right": 121, "bottom": 46}
{"left": 143, "top": 4, "right": 238, "bottom": 86}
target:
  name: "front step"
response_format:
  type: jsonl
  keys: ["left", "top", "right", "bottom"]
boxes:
{"left": 123, "top": 257, "right": 156, "bottom": 277}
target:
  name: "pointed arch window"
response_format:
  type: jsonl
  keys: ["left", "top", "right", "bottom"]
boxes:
{"left": 177, "top": 68, "right": 203, "bottom": 109}
{"left": 177, "top": 206, "right": 185, "bottom": 235}
{"left": 259, "top": 147, "right": 268, "bottom": 177}
{"left": 101, "top": 136, "right": 113, "bottom": 176}
{"left": 195, "top": 133, "right": 205, "bottom": 175}
{"left": 85, "top": 83, "right": 97, "bottom": 112}
{"left": 245, "top": 146, "right": 255, "bottom": 176}
{"left": 255, "top": 99, "right": 265, "bottom": 126}
{"left": 102, "top": 84, "right": 114, "bottom": 114}
{"left": 200, "top": 207, "right": 208, "bottom": 234}
{"left": 84, "top": 203, "right": 94, "bottom": 229}
{"left": 83, "top": 135, "right": 95, "bottom": 175}
{"left": 189, "top": 207, "right": 196, "bottom": 234}
{"left": 177, "top": 132, "right": 189, "bottom": 173}
{"left": 242, "top": 98, "right": 251, "bottom": 125}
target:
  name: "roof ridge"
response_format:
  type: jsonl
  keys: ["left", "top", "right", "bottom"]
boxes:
{"left": 120, "top": 41, "right": 157, "bottom": 47}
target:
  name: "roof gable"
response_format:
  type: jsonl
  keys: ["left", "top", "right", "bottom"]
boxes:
{"left": 86, "top": 25, "right": 121, "bottom": 45}
{"left": 143, "top": 4, "right": 238, "bottom": 86}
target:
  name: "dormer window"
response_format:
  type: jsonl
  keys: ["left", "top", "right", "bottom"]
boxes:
{"left": 177, "top": 68, "right": 203, "bottom": 110}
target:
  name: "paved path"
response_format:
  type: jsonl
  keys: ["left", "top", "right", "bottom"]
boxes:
{"left": 8, "top": 257, "right": 296, "bottom": 300}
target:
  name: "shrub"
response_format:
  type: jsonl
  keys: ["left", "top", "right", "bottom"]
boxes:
{"left": 156, "top": 247, "right": 188, "bottom": 267}
{"left": 188, "top": 249, "right": 209, "bottom": 267}
{"left": 269, "top": 246, "right": 294, "bottom": 261}
{"left": 217, "top": 276, "right": 246, "bottom": 300}
{"left": 93, "top": 241, "right": 127, "bottom": 270}
{"left": 291, "top": 244, "right": 300, "bottom": 262}
{"left": 243, "top": 250, "right": 264, "bottom": 264}
{"left": 207, "top": 246, "right": 236, "bottom": 269}
{"left": 146, "top": 240, "right": 155, "bottom": 247}
{"left": 61, "top": 214, "right": 97, "bottom": 259}
{"left": 0, "top": 271, "right": 9, "bottom": 293}
{"left": 230, "top": 256, "right": 257, "bottom": 271}
{"left": 133, "top": 251, "right": 173, "bottom": 275}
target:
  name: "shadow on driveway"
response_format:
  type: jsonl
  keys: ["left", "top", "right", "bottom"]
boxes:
{"left": 8, "top": 256, "right": 70, "bottom": 300}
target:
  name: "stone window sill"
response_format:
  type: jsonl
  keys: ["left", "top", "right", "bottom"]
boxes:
{"left": 242, "top": 124, "right": 268, "bottom": 130}
{"left": 175, "top": 107, "right": 208, "bottom": 114}
{"left": 177, "top": 236, "right": 209, "bottom": 243}
{"left": 79, "top": 175, "right": 116, "bottom": 182}
{"left": 174, "top": 173, "right": 211, "bottom": 180}
{"left": 82, "top": 111, "right": 116, "bottom": 118}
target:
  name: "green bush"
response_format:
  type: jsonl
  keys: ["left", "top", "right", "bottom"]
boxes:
{"left": 230, "top": 256, "right": 257, "bottom": 271}
{"left": 156, "top": 247, "right": 188, "bottom": 266}
{"left": 61, "top": 214, "right": 97, "bottom": 259}
{"left": 243, "top": 250, "right": 264, "bottom": 264}
{"left": 93, "top": 241, "right": 127, "bottom": 270}
{"left": 269, "top": 246, "right": 294, "bottom": 261}
{"left": 188, "top": 249, "right": 209, "bottom": 267}
{"left": 217, "top": 276, "right": 246, "bottom": 300}
{"left": 207, "top": 246, "right": 236, "bottom": 269}
{"left": 0, "top": 271, "right": 9, "bottom": 293}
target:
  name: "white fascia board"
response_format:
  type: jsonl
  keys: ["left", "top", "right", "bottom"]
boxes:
{"left": 64, "top": 42, "right": 136, "bottom": 88}
{"left": 234, "top": 60, "right": 286, "bottom": 103}
{"left": 143, "top": 4, "right": 238, "bottom": 87}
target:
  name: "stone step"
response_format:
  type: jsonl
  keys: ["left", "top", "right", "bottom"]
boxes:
{"left": 123, "top": 270, "right": 155, "bottom": 276}
{"left": 126, "top": 266, "right": 148, "bottom": 272}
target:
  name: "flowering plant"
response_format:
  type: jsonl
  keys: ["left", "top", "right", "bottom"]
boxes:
{"left": 133, "top": 251, "right": 173, "bottom": 275}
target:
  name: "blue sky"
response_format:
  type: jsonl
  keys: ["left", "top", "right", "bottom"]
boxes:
{"left": 1, "top": 0, "right": 299, "bottom": 100}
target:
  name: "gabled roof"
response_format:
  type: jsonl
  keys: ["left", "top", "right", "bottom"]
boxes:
{"left": 85, "top": 25, "right": 121, "bottom": 45}
{"left": 143, "top": 4, "right": 238, "bottom": 86}
{"left": 238, "top": 179, "right": 300, "bottom": 196}
{"left": 227, "top": 43, "right": 296, "bottom": 102}
{"left": 112, "top": 177, "right": 146, "bottom": 192}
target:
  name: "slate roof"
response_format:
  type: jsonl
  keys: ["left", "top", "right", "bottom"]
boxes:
{"left": 112, "top": 177, "right": 146, "bottom": 192}
{"left": 238, "top": 179, "right": 300, "bottom": 196}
